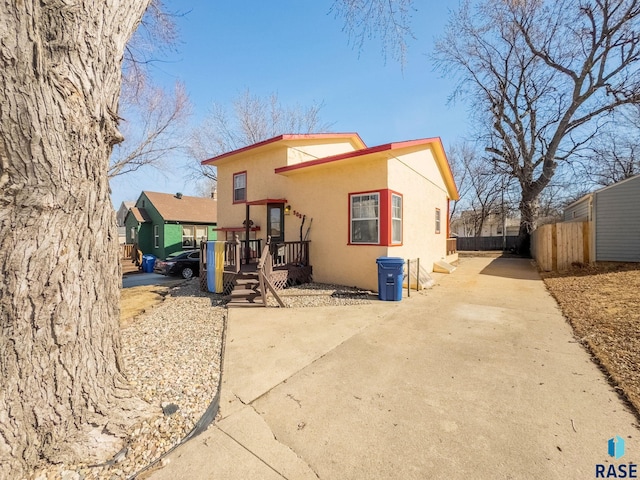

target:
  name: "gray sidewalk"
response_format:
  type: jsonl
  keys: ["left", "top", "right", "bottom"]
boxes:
{"left": 149, "top": 257, "right": 638, "bottom": 479}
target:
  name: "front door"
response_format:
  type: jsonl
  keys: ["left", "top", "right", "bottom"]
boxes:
{"left": 267, "top": 203, "right": 284, "bottom": 243}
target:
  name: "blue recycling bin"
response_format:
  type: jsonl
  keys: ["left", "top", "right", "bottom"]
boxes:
{"left": 142, "top": 254, "right": 156, "bottom": 273}
{"left": 376, "top": 257, "right": 405, "bottom": 301}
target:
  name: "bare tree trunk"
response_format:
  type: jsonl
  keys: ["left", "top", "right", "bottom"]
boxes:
{"left": 0, "top": 1, "right": 153, "bottom": 477}
{"left": 516, "top": 191, "right": 540, "bottom": 256}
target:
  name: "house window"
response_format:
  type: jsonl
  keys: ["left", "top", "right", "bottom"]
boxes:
{"left": 233, "top": 172, "right": 247, "bottom": 203}
{"left": 154, "top": 225, "right": 159, "bottom": 248}
{"left": 435, "top": 208, "right": 441, "bottom": 234}
{"left": 196, "top": 226, "right": 207, "bottom": 244}
{"left": 130, "top": 227, "right": 136, "bottom": 242}
{"left": 391, "top": 193, "right": 402, "bottom": 244}
{"left": 350, "top": 193, "right": 380, "bottom": 244}
{"left": 182, "top": 225, "right": 195, "bottom": 248}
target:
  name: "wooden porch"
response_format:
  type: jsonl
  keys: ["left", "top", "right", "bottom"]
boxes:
{"left": 200, "top": 238, "right": 312, "bottom": 305}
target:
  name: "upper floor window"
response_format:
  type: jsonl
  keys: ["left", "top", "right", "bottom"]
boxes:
{"left": 233, "top": 172, "right": 247, "bottom": 203}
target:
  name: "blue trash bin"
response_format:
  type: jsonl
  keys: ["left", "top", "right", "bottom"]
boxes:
{"left": 142, "top": 254, "right": 156, "bottom": 273}
{"left": 376, "top": 257, "right": 405, "bottom": 301}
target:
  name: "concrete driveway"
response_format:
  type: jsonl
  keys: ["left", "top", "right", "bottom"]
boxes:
{"left": 122, "top": 272, "right": 184, "bottom": 289}
{"left": 150, "top": 256, "right": 638, "bottom": 479}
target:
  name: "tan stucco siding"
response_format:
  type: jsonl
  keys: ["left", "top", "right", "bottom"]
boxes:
{"left": 388, "top": 148, "right": 448, "bottom": 193}
{"left": 282, "top": 161, "right": 388, "bottom": 291}
{"left": 216, "top": 149, "right": 289, "bottom": 231}
{"left": 386, "top": 149, "right": 451, "bottom": 273}
{"left": 286, "top": 140, "right": 360, "bottom": 166}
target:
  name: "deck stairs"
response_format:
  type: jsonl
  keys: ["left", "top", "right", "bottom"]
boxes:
{"left": 226, "top": 272, "right": 265, "bottom": 308}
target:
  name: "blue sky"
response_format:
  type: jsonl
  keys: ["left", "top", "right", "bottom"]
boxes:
{"left": 109, "top": 0, "right": 469, "bottom": 207}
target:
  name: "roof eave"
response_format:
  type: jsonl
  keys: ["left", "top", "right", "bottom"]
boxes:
{"left": 201, "top": 133, "right": 367, "bottom": 166}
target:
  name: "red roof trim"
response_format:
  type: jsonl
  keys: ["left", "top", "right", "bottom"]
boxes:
{"left": 246, "top": 198, "right": 287, "bottom": 206}
{"left": 274, "top": 138, "right": 441, "bottom": 174}
{"left": 201, "top": 133, "right": 366, "bottom": 165}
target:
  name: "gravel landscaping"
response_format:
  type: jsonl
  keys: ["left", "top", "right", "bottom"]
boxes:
{"left": 34, "top": 279, "right": 377, "bottom": 479}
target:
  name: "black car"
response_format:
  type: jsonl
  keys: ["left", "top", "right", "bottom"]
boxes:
{"left": 154, "top": 250, "right": 200, "bottom": 279}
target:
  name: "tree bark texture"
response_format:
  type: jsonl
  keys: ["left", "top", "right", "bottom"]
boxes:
{"left": 0, "top": 1, "right": 152, "bottom": 476}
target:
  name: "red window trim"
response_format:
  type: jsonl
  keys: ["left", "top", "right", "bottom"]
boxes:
{"left": 347, "top": 189, "right": 403, "bottom": 246}
{"left": 233, "top": 171, "right": 247, "bottom": 204}
{"left": 389, "top": 191, "right": 403, "bottom": 246}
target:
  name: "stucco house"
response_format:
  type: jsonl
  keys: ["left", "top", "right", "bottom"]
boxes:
{"left": 563, "top": 174, "right": 640, "bottom": 262}
{"left": 202, "top": 133, "right": 459, "bottom": 292}
{"left": 125, "top": 191, "right": 218, "bottom": 259}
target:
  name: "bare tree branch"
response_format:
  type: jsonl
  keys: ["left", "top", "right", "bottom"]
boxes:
{"left": 110, "top": 0, "right": 191, "bottom": 180}
{"left": 435, "top": 0, "right": 640, "bottom": 250}
{"left": 330, "top": 0, "right": 415, "bottom": 65}
{"left": 189, "top": 90, "right": 333, "bottom": 194}
{"left": 109, "top": 81, "right": 190, "bottom": 178}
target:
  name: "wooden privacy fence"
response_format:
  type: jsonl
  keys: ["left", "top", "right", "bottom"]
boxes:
{"left": 456, "top": 236, "right": 518, "bottom": 251}
{"left": 531, "top": 221, "right": 590, "bottom": 272}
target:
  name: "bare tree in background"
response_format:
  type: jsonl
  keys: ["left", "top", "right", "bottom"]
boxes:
{"left": 447, "top": 142, "right": 476, "bottom": 223}
{"left": 330, "top": 0, "right": 415, "bottom": 65}
{"left": 109, "top": 81, "right": 190, "bottom": 178}
{"left": 435, "top": 0, "right": 640, "bottom": 252}
{"left": 576, "top": 106, "right": 640, "bottom": 186}
{"left": 191, "top": 90, "right": 333, "bottom": 193}
{"left": 109, "top": 1, "right": 191, "bottom": 179}
{"left": 449, "top": 144, "right": 505, "bottom": 236}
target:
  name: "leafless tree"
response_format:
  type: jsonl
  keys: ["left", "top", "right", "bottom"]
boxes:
{"left": 190, "top": 89, "right": 333, "bottom": 191}
{"left": 575, "top": 106, "right": 640, "bottom": 186}
{"left": 435, "top": 0, "right": 640, "bottom": 251}
{"left": 448, "top": 143, "right": 508, "bottom": 236}
{"left": 0, "top": 2, "right": 155, "bottom": 477}
{"left": 109, "top": 1, "right": 191, "bottom": 179}
{"left": 447, "top": 142, "right": 476, "bottom": 223}
{"left": 330, "top": 0, "right": 415, "bottom": 65}
{"left": 109, "top": 81, "right": 190, "bottom": 178}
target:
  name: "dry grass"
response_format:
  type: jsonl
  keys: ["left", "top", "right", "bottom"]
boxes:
{"left": 120, "top": 286, "right": 171, "bottom": 328}
{"left": 542, "top": 262, "right": 640, "bottom": 413}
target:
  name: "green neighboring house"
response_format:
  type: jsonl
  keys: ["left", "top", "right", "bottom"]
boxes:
{"left": 124, "top": 191, "right": 217, "bottom": 259}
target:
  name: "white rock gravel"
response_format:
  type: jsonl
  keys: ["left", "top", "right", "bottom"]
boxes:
{"left": 32, "top": 280, "right": 375, "bottom": 479}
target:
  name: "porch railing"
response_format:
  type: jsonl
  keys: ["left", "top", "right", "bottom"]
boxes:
{"left": 270, "top": 240, "right": 310, "bottom": 268}
{"left": 121, "top": 243, "right": 134, "bottom": 259}
{"left": 223, "top": 239, "right": 262, "bottom": 266}
{"left": 220, "top": 238, "right": 310, "bottom": 271}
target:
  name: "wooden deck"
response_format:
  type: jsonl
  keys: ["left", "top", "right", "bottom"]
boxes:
{"left": 222, "top": 263, "right": 312, "bottom": 293}
{"left": 200, "top": 240, "right": 312, "bottom": 297}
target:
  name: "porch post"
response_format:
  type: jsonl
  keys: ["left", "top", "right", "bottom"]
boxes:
{"left": 245, "top": 203, "right": 251, "bottom": 264}
{"left": 234, "top": 234, "right": 241, "bottom": 273}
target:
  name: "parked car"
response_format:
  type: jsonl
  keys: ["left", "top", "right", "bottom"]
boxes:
{"left": 154, "top": 250, "right": 200, "bottom": 279}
